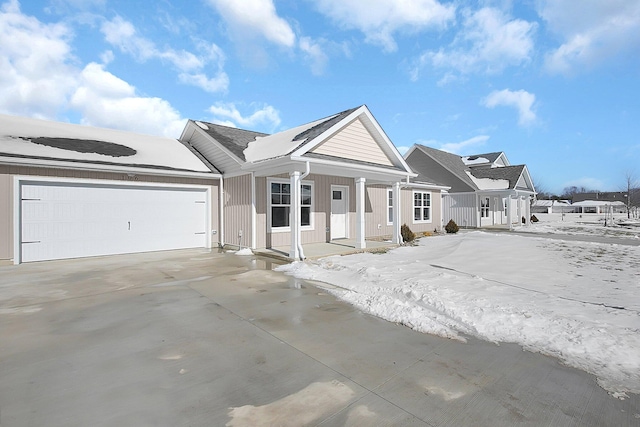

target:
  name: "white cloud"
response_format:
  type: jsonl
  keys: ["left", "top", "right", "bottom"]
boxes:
{"left": 101, "top": 16, "right": 229, "bottom": 93}
{"left": 207, "top": 0, "right": 295, "bottom": 47}
{"left": 395, "top": 145, "right": 410, "bottom": 155}
{"left": 538, "top": 0, "right": 640, "bottom": 74}
{"left": 435, "top": 135, "right": 490, "bottom": 154}
{"left": 70, "top": 62, "right": 186, "bottom": 138}
{"left": 208, "top": 102, "right": 281, "bottom": 132}
{"left": 299, "top": 36, "right": 329, "bottom": 76}
{"left": 411, "top": 7, "right": 536, "bottom": 80}
{"left": 482, "top": 89, "right": 536, "bottom": 126}
{"left": 313, "top": 0, "right": 455, "bottom": 52}
{"left": 0, "top": 1, "right": 189, "bottom": 138}
{"left": 0, "top": 0, "right": 77, "bottom": 119}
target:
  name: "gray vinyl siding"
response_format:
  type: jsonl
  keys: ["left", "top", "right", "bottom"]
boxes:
{"left": 0, "top": 165, "right": 219, "bottom": 261}
{"left": 442, "top": 193, "right": 478, "bottom": 228}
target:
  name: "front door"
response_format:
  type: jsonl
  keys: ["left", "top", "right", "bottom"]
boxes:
{"left": 331, "top": 186, "right": 348, "bottom": 239}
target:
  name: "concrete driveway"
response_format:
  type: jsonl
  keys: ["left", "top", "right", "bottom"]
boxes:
{"left": 1, "top": 250, "right": 638, "bottom": 426}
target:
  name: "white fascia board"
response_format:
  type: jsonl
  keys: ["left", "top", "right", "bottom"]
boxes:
{"left": 358, "top": 107, "right": 414, "bottom": 172}
{"left": 189, "top": 122, "right": 245, "bottom": 167}
{"left": 403, "top": 144, "right": 420, "bottom": 159}
{"left": 0, "top": 156, "right": 221, "bottom": 180}
{"left": 13, "top": 175, "right": 215, "bottom": 189}
{"left": 292, "top": 155, "right": 416, "bottom": 181}
{"left": 404, "top": 182, "right": 451, "bottom": 191}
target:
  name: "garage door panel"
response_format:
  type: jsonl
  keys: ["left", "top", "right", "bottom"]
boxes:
{"left": 20, "top": 183, "right": 209, "bottom": 262}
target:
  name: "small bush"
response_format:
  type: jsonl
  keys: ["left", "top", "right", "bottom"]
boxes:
{"left": 530, "top": 215, "right": 539, "bottom": 223}
{"left": 401, "top": 223, "right": 416, "bottom": 242}
{"left": 522, "top": 216, "right": 526, "bottom": 224}
{"left": 445, "top": 219, "right": 459, "bottom": 234}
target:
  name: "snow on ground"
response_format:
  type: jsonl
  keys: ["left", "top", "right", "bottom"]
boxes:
{"left": 523, "top": 213, "right": 640, "bottom": 240}
{"left": 277, "top": 230, "right": 640, "bottom": 399}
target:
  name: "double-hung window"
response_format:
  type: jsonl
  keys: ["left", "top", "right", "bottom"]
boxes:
{"left": 481, "top": 197, "right": 490, "bottom": 218}
{"left": 413, "top": 191, "right": 431, "bottom": 222}
{"left": 269, "top": 180, "right": 313, "bottom": 230}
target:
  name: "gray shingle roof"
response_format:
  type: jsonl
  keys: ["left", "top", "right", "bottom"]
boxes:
{"left": 414, "top": 145, "right": 478, "bottom": 189}
{"left": 196, "top": 121, "right": 268, "bottom": 162}
{"left": 469, "top": 165, "right": 525, "bottom": 189}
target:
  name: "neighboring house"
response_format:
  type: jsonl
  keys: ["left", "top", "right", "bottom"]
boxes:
{"left": 404, "top": 145, "right": 536, "bottom": 228}
{"left": 0, "top": 114, "right": 221, "bottom": 264}
{"left": 531, "top": 199, "right": 572, "bottom": 214}
{"left": 180, "top": 105, "right": 447, "bottom": 260}
{"left": 2, "top": 106, "right": 447, "bottom": 264}
{"left": 571, "top": 200, "right": 626, "bottom": 214}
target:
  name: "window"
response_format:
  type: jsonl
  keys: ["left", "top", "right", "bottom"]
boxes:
{"left": 413, "top": 191, "right": 431, "bottom": 222}
{"left": 387, "top": 189, "right": 393, "bottom": 224}
{"left": 503, "top": 198, "right": 508, "bottom": 217}
{"left": 269, "top": 179, "right": 313, "bottom": 230}
{"left": 481, "top": 197, "right": 490, "bottom": 218}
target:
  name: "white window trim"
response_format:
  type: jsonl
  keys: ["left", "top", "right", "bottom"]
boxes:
{"left": 412, "top": 190, "right": 432, "bottom": 224}
{"left": 481, "top": 197, "right": 490, "bottom": 218}
{"left": 386, "top": 188, "right": 393, "bottom": 225}
{"left": 267, "top": 177, "right": 314, "bottom": 233}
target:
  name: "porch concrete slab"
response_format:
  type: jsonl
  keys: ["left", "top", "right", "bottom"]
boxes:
{"left": 1, "top": 249, "right": 638, "bottom": 426}
{"left": 254, "top": 239, "right": 397, "bottom": 260}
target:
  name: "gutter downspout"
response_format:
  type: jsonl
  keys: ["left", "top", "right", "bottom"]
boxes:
{"left": 219, "top": 177, "right": 224, "bottom": 248}
{"left": 297, "top": 161, "right": 310, "bottom": 260}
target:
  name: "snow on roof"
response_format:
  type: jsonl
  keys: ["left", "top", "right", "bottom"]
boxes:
{"left": 243, "top": 115, "right": 334, "bottom": 163}
{"left": 461, "top": 156, "right": 490, "bottom": 166}
{"left": 572, "top": 200, "right": 626, "bottom": 207}
{"left": 0, "top": 114, "right": 213, "bottom": 174}
{"left": 533, "top": 200, "right": 571, "bottom": 207}
{"left": 464, "top": 170, "right": 509, "bottom": 190}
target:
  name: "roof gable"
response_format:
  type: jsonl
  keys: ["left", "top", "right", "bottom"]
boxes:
{"left": 308, "top": 117, "right": 394, "bottom": 167}
{"left": 196, "top": 121, "right": 267, "bottom": 162}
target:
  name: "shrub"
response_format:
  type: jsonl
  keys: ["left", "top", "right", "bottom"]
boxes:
{"left": 522, "top": 216, "right": 526, "bottom": 224}
{"left": 445, "top": 219, "right": 459, "bottom": 234}
{"left": 401, "top": 223, "right": 416, "bottom": 242}
{"left": 530, "top": 215, "right": 539, "bottom": 223}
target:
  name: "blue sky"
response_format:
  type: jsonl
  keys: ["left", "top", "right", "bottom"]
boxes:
{"left": 1, "top": 0, "right": 639, "bottom": 193}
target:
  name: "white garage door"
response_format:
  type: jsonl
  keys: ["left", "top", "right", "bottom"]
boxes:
{"left": 20, "top": 181, "right": 209, "bottom": 263}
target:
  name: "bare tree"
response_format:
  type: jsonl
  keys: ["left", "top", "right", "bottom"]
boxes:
{"left": 622, "top": 171, "right": 639, "bottom": 219}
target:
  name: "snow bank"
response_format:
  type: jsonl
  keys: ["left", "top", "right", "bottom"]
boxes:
{"left": 277, "top": 232, "right": 640, "bottom": 398}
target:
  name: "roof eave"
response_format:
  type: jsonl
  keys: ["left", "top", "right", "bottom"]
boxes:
{"left": 0, "top": 156, "right": 221, "bottom": 180}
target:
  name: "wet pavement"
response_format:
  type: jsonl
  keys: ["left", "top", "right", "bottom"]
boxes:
{"left": 0, "top": 249, "right": 638, "bottom": 426}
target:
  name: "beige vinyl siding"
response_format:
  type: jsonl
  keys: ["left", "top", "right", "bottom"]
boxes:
{"left": 223, "top": 174, "right": 252, "bottom": 249}
{"left": 310, "top": 118, "right": 393, "bottom": 167}
{"left": 365, "top": 186, "right": 443, "bottom": 238}
{"left": 0, "top": 165, "right": 219, "bottom": 261}
{"left": 187, "top": 128, "right": 242, "bottom": 175}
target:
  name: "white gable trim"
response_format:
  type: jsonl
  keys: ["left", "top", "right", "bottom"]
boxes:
{"left": 182, "top": 120, "right": 245, "bottom": 167}
{"left": 290, "top": 106, "right": 413, "bottom": 173}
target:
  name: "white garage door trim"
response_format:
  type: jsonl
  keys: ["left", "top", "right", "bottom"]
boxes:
{"left": 14, "top": 176, "right": 212, "bottom": 264}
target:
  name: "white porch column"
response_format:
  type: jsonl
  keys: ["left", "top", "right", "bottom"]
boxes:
{"left": 517, "top": 196, "right": 523, "bottom": 226}
{"left": 219, "top": 177, "right": 225, "bottom": 247}
{"left": 250, "top": 172, "right": 257, "bottom": 249}
{"left": 507, "top": 195, "right": 513, "bottom": 230}
{"left": 525, "top": 196, "right": 531, "bottom": 226}
{"left": 289, "top": 171, "right": 301, "bottom": 259}
{"left": 355, "top": 177, "right": 366, "bottom": 249}
{"left": 392, "top": 181, "right": 402, "bottom": 244}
